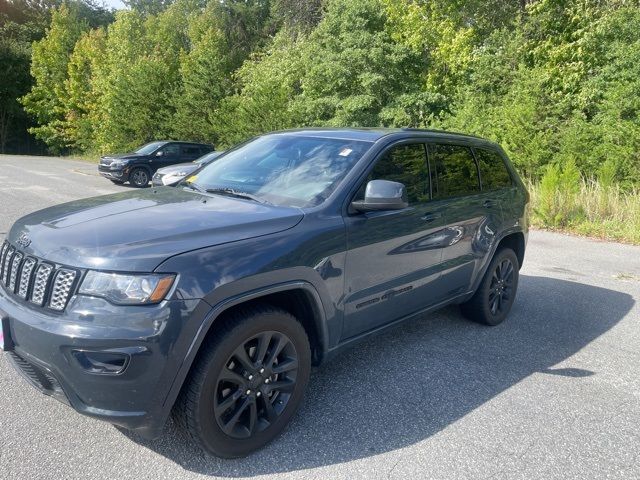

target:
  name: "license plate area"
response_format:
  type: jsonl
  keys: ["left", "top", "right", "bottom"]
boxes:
{"left": 1, "top": 314, "right": 14, "bottom": 351}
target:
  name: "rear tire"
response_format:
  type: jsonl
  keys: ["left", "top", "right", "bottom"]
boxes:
{"left": 174, "top": 304, "right": 311, "bottom": 458}
{"left": 129, "top": 168, "right": 149, "bottom": 187}
{"left": 460, "top": 247, "right": 519, "bottom": 326}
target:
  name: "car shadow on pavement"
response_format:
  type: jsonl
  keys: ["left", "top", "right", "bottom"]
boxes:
{"left": 120, "top": 274, "right": 634, "bottom": 476}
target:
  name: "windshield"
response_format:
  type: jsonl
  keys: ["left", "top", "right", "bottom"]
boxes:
{"left": 195, "top": 151, "right": 224, "bottom": 165}
{"left": 135, "top": 141, "right": 166, "bottom": 155}
{"left": 186, "top": 134, "right": 372, "bottom": 207}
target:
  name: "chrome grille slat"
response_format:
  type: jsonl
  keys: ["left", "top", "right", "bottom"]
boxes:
{"left": 2, "top": 246, "right": 14, "bottom": 285}
{"left": 0, "top": 242, "right": 8, "bottom": 279}
{"left": 8, "top": 252, "right": 23, "bottom": 292}
{"left": 30, "top": 263, "right": 54, "bottom": 306}
{"left": 18, "top": 257, "right": 37, "bottom": 299}
{"left": 49, "top": 269, "right": 77, "bottom": 311}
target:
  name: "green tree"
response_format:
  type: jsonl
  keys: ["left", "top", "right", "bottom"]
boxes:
{"left": 270, "top": 0, "right": 323, "bottom": 35}
{"left": 20, "top": 3, "right": 87, "bottom": 151}
{"left": 172, "top": 25, "right": 233, "bottom": 142}
{"left": 63, "top": 26, "right": 105, "bottom": 151}
{"left": 294, "top": 0, "right": 425, "bottom": 127}
{"left": 172, "top": 0, "right": 274, "bottom": 144}
{"left": 0, "top": 35, "right": 32, "bottom": 152}
{"left": 91, "top": 10, "right": 151, "bottom": 152}
{"left": 123, "top": 0, "right": 175, "bottom": 16}
{"left": 214, "top": 31, "right": 306, "bottom": 146}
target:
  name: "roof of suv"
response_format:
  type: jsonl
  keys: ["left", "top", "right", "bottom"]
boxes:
{"left": 154, "top": 140, "right": 213, "bottom": 146}
{"left": 273, "top": 128, "right": 494, "bottom": 145}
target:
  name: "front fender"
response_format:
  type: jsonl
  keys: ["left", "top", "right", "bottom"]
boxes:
{"left": 153, "top": 279, "right": 329, "bottom": 437}
{"left": 152, "top": 216, "right": 347, "bottom": 428}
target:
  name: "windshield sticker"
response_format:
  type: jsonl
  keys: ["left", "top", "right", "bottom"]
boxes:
{"left": 339, "top": 148, "right": 353, "bottom": 157}
{"left": 186, "top": 175, "right": 197, "bottom": 183}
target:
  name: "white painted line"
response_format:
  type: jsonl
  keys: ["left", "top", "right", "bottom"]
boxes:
{"left": 71, "top": 168, "right": 101, "bottom": 177}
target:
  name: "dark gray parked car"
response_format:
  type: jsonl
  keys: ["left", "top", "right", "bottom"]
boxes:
{"left": 0, "top": 128, "right": 528, "bottom": 458}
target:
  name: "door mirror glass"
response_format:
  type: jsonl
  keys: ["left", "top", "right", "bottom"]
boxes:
{"left": 351, "top": 180, "right": 408, "bottom": 212}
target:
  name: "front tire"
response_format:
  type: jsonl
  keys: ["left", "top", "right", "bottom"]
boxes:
{"left": 129, "top": 168, "right": 149, "bottom": 187}
{"left": 461, "top": 247, "right": 519, "bottom": 326}
{"left": 174, "top": 305, "right": 311, "bottom": 458}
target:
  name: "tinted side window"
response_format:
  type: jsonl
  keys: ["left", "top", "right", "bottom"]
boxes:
{"left": 181, "top": 145, "right": 201, "bottom": 155}
{"left": 161, "top": 144, "right": 180, "bottom": 156}
{"left": 356, "top": 144, "right": 429, "bottom": 204}
{"left": 475, "top": 148, "right": 512, "bottom": 190}
{"left": 429, "top": 144, "right": 480, "bottom": 198}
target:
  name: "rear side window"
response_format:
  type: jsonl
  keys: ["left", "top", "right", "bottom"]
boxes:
{"left": 356, "top": 143, "right": 429, "bottom": 204}
{"left": 181, "top": 145, "right": 201, "bottom": 155}
{"left": 475, "top": 148, "right": 512, "bottom": 190}
{"left": 429, "top": 144, "right": 480, "bottom": 198}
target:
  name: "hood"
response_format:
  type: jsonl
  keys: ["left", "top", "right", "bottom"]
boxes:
{"left": 156, "top": 162, "right": 198, "bottom": 175}
{"left": 100, "top": 153, "right": 143, "bottom": 164}
{"left": 8, "top": 188, "right": 304, "bottom": 272}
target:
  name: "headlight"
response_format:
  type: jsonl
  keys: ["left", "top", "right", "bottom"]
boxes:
{"left": 79, "top": 271, "right": 176, "bottom": 305}
{"left": 162, "top": 173, "right": 188, "bottom": 185}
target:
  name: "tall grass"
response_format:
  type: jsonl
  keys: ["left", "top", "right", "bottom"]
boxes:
{"left": 528, "top": 172, "right": 640, "bottom": 244}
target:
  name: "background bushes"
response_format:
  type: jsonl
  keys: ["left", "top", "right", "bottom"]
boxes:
{"left": 2, "top": 0, "right": 640, "bottom": 240}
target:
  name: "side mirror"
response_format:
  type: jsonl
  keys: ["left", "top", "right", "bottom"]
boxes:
{"left": 351, "top": 179, "right": 408, "bottom": 212}
{"left": 155, "top": 150, "right": 164, "bottom": 157}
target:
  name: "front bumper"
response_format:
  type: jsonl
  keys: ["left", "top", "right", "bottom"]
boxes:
{"left": 0, "top": 285, "right": 211, "bottom": 438}
{"left": 98, "top": 165, "right": 129, "bottom": 182}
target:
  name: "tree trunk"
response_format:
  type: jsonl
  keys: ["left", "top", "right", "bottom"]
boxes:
{"left": 0, "top": 108, "right": 10, "bottom": 154}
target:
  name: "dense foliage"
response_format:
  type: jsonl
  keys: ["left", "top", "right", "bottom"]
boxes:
{"left": 9, "top": 0, "right": 640, "bottom": 191}
{"left": 0, "top": 0, "right": 112, "bottom": 153}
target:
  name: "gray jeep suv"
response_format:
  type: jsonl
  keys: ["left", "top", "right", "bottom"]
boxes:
{"left": 0, "top": 128, "right": 528, "bottom": 458}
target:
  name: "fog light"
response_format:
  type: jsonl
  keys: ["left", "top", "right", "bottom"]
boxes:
{"left": 72, "top": 350, "right": 129, "bottom": 374}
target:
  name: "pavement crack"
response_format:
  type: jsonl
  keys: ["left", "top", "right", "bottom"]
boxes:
{"left": 386, "top": 456, "right": 402, "bottom": 479}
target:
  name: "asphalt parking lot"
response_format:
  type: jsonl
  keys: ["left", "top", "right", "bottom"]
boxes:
{"left": 1, "top": 154, "right": 640, "bottom": 479}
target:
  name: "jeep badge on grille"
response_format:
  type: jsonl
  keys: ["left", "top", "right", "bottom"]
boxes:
{"left": 17, "top": 232, "right": 31, "bottom": 248}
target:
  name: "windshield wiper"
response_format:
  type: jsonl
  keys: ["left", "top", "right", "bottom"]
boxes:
{"left": 205, "top": 187, "right": 272, "bottom": 205}
{"left": 183, "top": 182, "right": 206, "bottom": 193}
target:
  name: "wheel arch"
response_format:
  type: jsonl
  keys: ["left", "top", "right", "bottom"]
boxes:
{"left": 466, "top": 228, "right": 526, "bottom": 299}
{"left": 205, "top": 284, "right": 328, "bottom": 366}
{"left": 496, "top": 231, "right": 525, "bottom": 269}
{"left": 129, "top": 164, "right": 152, "bottom": 179}
{"left": 161, "top": 281, "right": 329, "bottom": 423}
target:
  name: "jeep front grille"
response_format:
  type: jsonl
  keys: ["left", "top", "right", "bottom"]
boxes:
{"left": 0, "top": 241, "right": 78, "bottom": 311}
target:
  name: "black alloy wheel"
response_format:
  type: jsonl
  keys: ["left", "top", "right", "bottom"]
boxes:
{"left": 129, "top": 168, "right": 149, "bottom": 187}
{"left": 488, "top": 258, "right": 515, "bottom": 316}
{"left": 461, "top": 247, "right": 519, "bottom": 326}
{"left": 174, "top": 305, "right": 311, "bottom": 458}
{"left": 214, "top": 331, "right": 299, "bottom": 439}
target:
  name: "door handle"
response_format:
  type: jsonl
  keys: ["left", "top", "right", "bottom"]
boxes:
{"left": 421, "top": 212, "right": 442, "bottom": 223}
{"left": 483, "top": 200, "right": 496, "bottom": 208}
